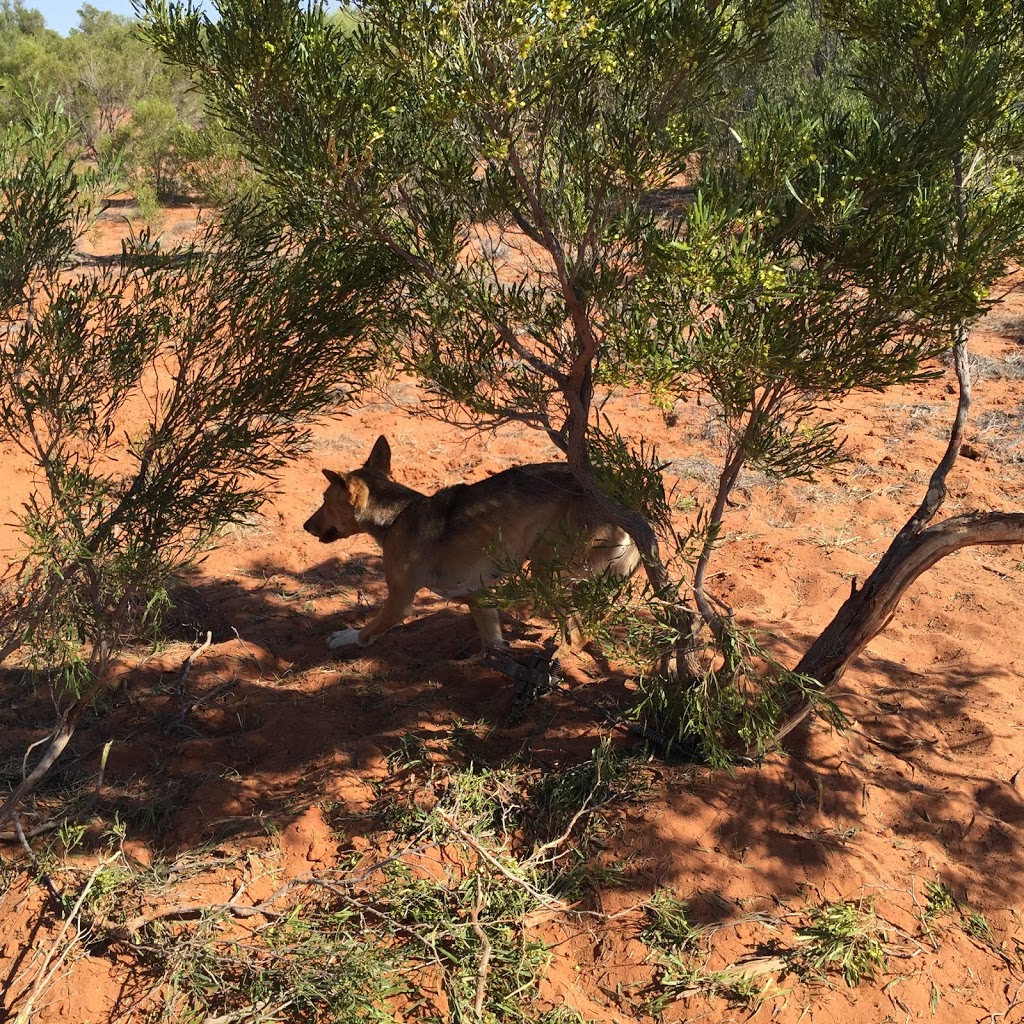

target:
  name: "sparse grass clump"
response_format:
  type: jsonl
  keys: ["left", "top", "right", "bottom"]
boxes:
{"left": 795, "top": 900, "right": 888, "bottom": 986}
{"left": 924, "top": 878, "right": 958, "bottom": 922}
{"left": 975, "top": 405, "right": 1024, "bottom": 464}
{"left": 3, "top": 745, "right": 642, "bottom": 1022}
{"left": 153, "top": 909, "right": 411, "bottom": 1023}
{"left": 642, "top": 889, "right": 703, "bottom": 952}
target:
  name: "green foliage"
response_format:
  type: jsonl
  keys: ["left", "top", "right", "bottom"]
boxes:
{"left": 140, "top": 0, "right": 782, "bottom": 445}
{"left": 0, "top": 3, "right": 255, "bottom": 206}
{"left": 642, "top": 889, "right": 703, "bottom": 953}
{"left": 654, "top": 958, "right": 777, "bottom": 1011}
{"left": 22, "top": 747, "right": 638, "bottom": 1021}
{"left": 101, "top": 96, "right": 190, "bottom": 200}
{"left": 829, "top": 0, "right": 1024, "bottom": 271}
{"left": 921, "top": 879, "right": 1006, "bottom": 952}
{"left": 963, "top": 908, "right": 999, "bottom": 948}
{"left": 0, "top": 108, "right": 388, "bottom": 688}
{"left": 536, "top": 1011, "right": 591, "bottom": 1024}
{"left": 154, "top": 906, "right": 410, "bottom": 1022}
{"left": 633, "top": 629, "right": 845, "bottom": 764}
{"left": 0, "top": 0, "right": 45, "bottom": 35}
{"left": 378, "top": 867, "right": 551, "bottom": 1018}
{"left": 795, "top": 900, "right": 888, "bottom": 986}
{"left": 528, "top": 737, "right": 633, "bottom": 841}
{"left": 924, "top": 879, "right": 957, "bottom": 921}
{"left": 725, "top": 0, "right": 862, "bottom": 118}
{"left": 0, "top": 105, "right": 92, "bottom": 299}
{"left": 0, "top": 3, "right": 60, "bottom": 125}
{"left": 588, "top": 427, "right": 671, "bottom": 528}
{"left": 832, "top": 0, "right": 1024, "bottom": 138}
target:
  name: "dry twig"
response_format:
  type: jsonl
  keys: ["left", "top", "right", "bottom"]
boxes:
{"left": 11, "top": 860, "right": 107, "bottom": 1024}
{"left": 469, "top": 874, "right": 492, "bottom": 1021}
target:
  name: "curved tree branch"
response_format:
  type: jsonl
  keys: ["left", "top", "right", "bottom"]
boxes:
{"left": 897, "top": 330, "right": 971, "bottom": 540}
{"left": 768, "top": 331, "right": 978, "bottom": 745}
{"left": 773, "top": 511, "right": 1024, "bottom": 744}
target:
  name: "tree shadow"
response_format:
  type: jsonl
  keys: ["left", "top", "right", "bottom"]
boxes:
{"left": 2, "top": 550, "right": 1023, "bottom": 933}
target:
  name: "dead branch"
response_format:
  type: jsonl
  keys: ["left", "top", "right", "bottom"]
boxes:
{"left": 0, "top": 675, "right": 103, "bottom": 834}
{"left": 0, "top": 634, "right": 213, "bottom": 833}
{"left": 436, "top": 810, "right": 571, "bottom": 911}
{"left": 10, "top": 861, "right": 106, "bottom": 1024}
{"left": 164, "top": 631, "right": 215, "bottom": 733}
{"left": 105, "top": 897, "right": 286, "bottom": 938}
{"left": 11, "top": 811, "right": 62, "bottom": 909}
{"left": 0, "top": 817, "right": 63, "bottom": 842}
{"left": 199, "top": 999, "right": 297, "bottom": 1024}
{"left": 98, "top": 839, "right": 448, "bottom": 940}
{"left": 668, "top": 955, "right": 788, "bottom": 998}
{"left": 179, "top": 631, "right": 214, "bottom": 683}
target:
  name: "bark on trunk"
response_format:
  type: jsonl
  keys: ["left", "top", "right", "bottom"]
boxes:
{"left": 772, "top": 511, "right": 1024, "bottom": 744}
{"left": 766, "top": 331, "right": 989, "bottom": 747}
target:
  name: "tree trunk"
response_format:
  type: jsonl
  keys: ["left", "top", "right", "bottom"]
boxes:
{"left": 767, "top": 330, "right": 987, "bottom": 746}
{"left": 558, "top": 385, "right": 704, "bottom": 680}
{"left": 771, "top": 511, "right": 1024, "bottom": 744}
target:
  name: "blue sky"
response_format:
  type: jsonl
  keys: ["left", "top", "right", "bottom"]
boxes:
{"left": 33, "top": 1, "right": 212, "bottom": 35}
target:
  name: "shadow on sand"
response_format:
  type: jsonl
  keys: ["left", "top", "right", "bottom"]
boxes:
{"left": 2, "top": 548, "right": 1022, "bottom": 929}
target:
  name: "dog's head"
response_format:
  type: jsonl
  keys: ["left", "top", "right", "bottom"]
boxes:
{"left": 303, "top": 435, "right": 392, "bottom": 543}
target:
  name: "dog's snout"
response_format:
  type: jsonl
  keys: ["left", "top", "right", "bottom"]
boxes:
{"left": 304, "top": 513, "right": 339, "bottom": 544}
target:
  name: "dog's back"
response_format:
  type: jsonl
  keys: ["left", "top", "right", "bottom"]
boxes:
{"left": 385, "top": 463, "right": 640, "bottom": 599}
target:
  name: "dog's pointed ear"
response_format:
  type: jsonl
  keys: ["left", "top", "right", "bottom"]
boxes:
{"left": 364, "top": 435, "right": 392, "bottom": 476}
{"left": 322, "top": 468, "right": 346, "bottom": 487}
{"left": 346, "top": 476, "right": 370, "bottom": 511}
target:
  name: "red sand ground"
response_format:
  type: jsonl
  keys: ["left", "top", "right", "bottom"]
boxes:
{"left": 1, "top": 205, "right": 1023, "bottom": 1022}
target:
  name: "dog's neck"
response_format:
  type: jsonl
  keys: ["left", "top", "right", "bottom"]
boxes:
{"left": 355, "top": 479, "right": 423, "bottom": 547}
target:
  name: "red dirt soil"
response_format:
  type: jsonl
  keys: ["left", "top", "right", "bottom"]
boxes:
{"left": 1, "top": 205, "right": 1023, "bottom": 1023}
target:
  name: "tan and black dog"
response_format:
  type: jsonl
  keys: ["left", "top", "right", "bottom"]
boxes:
{"left": 303, "top": 435, "right": 641, "bottom": 652}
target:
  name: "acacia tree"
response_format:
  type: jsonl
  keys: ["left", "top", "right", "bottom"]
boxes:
{"left": 142, "top": 0, "right": 1024, "bottom": 758}
{"left": 142, "top": 0, "right": 783, "bottom": 592}
{"left": 762, "top": 0, "right": 1024, "bottom": 736}
{"left": 624, "top": 0, "right": 1024, "bottom": 745}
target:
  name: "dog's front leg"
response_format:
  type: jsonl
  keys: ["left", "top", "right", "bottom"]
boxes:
{"left": 327, "top": 589, "right": 416, "bottom": 652}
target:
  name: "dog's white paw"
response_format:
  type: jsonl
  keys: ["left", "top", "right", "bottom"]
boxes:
{"left": 327, "top": 627, "right": 363, "bottom": 650}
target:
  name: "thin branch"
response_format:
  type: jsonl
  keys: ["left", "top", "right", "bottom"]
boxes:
{"left": 11, "top": 861, "right": 106, "bottom": 1024}
{"left": 469, "top": 874, "right": 492, "bottom": 1021}
{"left": 436, "top": 810, "right": 570, "bottom": 912}
{"left": 0, "top": 817, "right": 63, "bottom": 842}
{"left": 11, "top": 812, "right": 62, "bottom": 909}
{"left": 100, "top": 840, "right": 447, "bottom": 939}
{"left": 524, "top": 759, "right": 603, "bottom": 868}
{"left": 0, "top": 683, "right": 98, "bottom": 833}
{"left": 896, "top": 332, "right": 971, "bottom": 540}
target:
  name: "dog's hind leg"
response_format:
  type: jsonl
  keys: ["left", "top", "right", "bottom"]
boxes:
{"left": 586, "top": 526, "right": 641, "bottom": 579}
{"left": 468, "top": 598, "right": 505, "bottom": 651}
{"left": 550, "top": 527, "right": 640, "bottom": 660}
